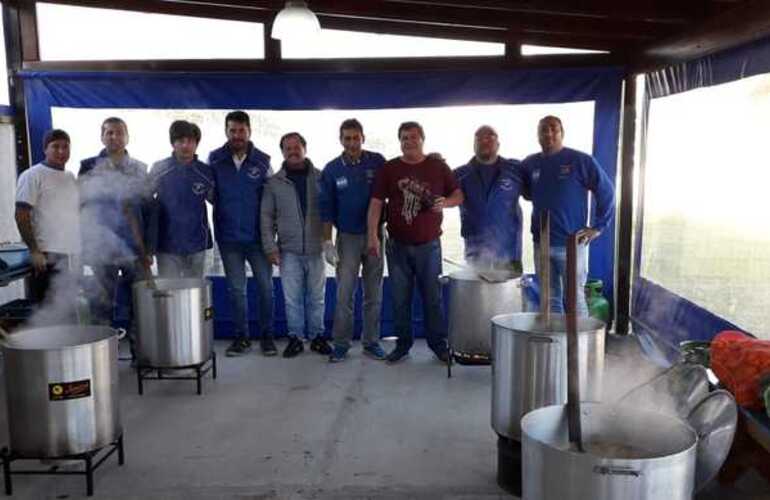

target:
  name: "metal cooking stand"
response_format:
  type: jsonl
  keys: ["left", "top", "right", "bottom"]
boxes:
{"left": 136, "top": 351, "right": 217, "bottom": 395}
{"left": 0, "top": 434, "right": 124, "bottom": 497}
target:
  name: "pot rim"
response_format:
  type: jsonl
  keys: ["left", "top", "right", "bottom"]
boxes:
{"left": 491, "top": 312, "right": 605, "bottom": 334}
{"left": 2, "top": 325, "right": 116, "bottom": 351}
{"left": 522, "top": 403, "right": 698, "bottom": 463}
{"left": 133, "top": 278, "right": 212, "bottom": 291}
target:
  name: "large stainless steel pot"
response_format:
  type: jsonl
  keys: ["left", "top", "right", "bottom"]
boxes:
{"left": 445, "top": 270, "right": 522, "bottom": 360}
{"left": 491, "top": 312, "right": 605, "bottom": 439}
{"left": 3, "top": 325, "right": 120, "bottom": 457}
{"left": 522, "top": 403, "right": 697, "bottom": 500}
{"left": 133, "top": 278, "right": 213, "bottom": 367}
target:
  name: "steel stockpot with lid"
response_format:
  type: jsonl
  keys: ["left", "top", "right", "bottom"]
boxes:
{"left": 3, "top": 325, "right": 121, "bottom": 457}
{"left": 133, "top": 278, "right": 213, "bottom": 367}
{"left": 491, "top": 312, "right": 605, "bottom": 440}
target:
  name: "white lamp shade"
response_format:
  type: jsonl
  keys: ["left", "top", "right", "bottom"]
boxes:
{"left": 271, "top": 1, "right": 321, "bottom": 40}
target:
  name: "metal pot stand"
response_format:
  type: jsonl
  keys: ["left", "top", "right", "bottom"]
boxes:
{"left": 135, "top": 351, "right": 217, "bottom": 396}
{"left": 0, "top": 434, "right": 124, "bottom": 497}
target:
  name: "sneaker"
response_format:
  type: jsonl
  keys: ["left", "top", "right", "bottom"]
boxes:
{"left": 260, "top": 337, "right": 278, "bottom": 357}
{"left": 225, "top": 338, "right": 252, "bottom": 357}
{"left": 283, "top": 336, "right": 304, "bottom": 358}
{"left": 328, "top": 344, "right": 348, "bottom": 363}
{"left": 310, "top": 337, "right": 332, "bottom": 356}
{"left": 362, "top": 343, "right": 386, "bottom": 360}
{"left": 386, "top": 346, "right": 410, "bottom": 364}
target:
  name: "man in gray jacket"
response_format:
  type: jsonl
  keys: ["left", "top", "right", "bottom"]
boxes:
{"left": 261, "top": 132, "right": 331, "bottom": 358}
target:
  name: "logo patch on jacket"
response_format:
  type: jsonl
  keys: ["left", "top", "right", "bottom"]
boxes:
{"left": 246, "top": 166, "right": 262, "bottom": 180}
{"left": 559, "top": 165, "right": 572, "bottom": 178}
{"left": 532, "top": 169, "right": 541, "bottom": 183}
{"left": 499, "top": 178, "right": 514, "bottom": 191}
{"left": 335, "top": 176, "right": 349, "bottom": 190}
{"left": 192, "top": 182, "right": 208, "bottom": 196}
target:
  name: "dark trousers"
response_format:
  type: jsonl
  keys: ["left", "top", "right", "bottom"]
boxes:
{"left": 28, "top": 253, "right": 78, "bottom": 325}
{"left": 90, "top": 261, "right": 139, "bottom": 330}
{"left": 385, "top": 238, "right": 448, "bottom": 353}
{"left": 29, "top": 253, "right": 69, "bottom": 305}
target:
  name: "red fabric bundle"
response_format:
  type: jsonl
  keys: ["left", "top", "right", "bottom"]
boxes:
{"left": 711, "top": 330, "right": 770, "bottom": 409}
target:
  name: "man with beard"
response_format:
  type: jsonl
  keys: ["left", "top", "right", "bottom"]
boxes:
{"left": 454, "top": 125, "right": 525, "bottom": 274}
{"left": 209, "top": 111, "right": 277, "bottom": 357}
{"left": 521, "top": 115, "right": 614, "bottom": 314}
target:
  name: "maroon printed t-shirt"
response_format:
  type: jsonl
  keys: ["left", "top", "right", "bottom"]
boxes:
{"left": 371, "top": 157, "right": 459, "bottom": 244}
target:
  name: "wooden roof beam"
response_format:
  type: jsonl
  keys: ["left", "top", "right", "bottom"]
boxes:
{"left": 381, "top": 0, "right": 700, "bottom": 24}
{"left": 640, "top": 0, "right": 770, "bottom": 66}
{"left": 307, "top": 0, "right": 677, "bottom": 41}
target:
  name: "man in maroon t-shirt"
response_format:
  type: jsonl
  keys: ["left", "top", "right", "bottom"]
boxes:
{"left": 367, "top": 121, "right": 464, "bottom": 364}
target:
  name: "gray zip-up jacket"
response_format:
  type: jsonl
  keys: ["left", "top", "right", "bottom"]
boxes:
{"left": 260, "top": 161, "right": 323, "bottom": 256}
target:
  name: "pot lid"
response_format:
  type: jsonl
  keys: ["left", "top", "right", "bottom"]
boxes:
{"left": 688, "top": 389, "right": 738, "bottom": 492}
{"left": 447, "top": 268, "right": 519, "bottom": 282}
{"left": 617, "top": 363, "right": 710, "bottom": 419}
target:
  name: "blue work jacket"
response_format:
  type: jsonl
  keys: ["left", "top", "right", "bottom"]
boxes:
{"left": 208, "top": 142, "right": 272, "bottom": 244}
{"left": 454, "top": 157, "right": 524, "bottom": 262}
{"left": 148, "top": 155, "right": 215, "bottom": 255}
{"left": 521, "top": 147, "right": 615, "bottom": 247}
{"left": 79, "top": 150, "right": 148, "bottom": 261}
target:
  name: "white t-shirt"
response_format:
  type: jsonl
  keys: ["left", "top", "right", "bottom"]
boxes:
{"left": 15, "top": 163, "right": 80, "bottom": 255}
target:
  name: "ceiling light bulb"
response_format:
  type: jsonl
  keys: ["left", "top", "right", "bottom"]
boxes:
{"left": 271, "top": 1, "right": 321, "bottom": 41}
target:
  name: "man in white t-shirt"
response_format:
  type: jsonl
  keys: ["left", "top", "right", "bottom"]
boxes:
{"left": 15, "top": 129, "right": 81, "bottom": 305}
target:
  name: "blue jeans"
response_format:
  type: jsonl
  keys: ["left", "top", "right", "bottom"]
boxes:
{"left": 386, "top": 238, "right": 447, "bottom": 353}
{"left": 332, "top": 232, "right": 383, "bottom": 349}
{"left": 219, "top": 242, "right": 274, "bottom": 340}
{"left": 279, "top": 252, "right": 326, "bottom": 340}
{"left": 533, "top": 244, "right": 588, "bottom": 315}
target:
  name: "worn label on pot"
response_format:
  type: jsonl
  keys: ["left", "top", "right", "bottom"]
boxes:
{"left": 48, "top": 379, "right": 91, "bottom": 401}
{"left": 204, "top": 307, "right": 214, "bottom": 320}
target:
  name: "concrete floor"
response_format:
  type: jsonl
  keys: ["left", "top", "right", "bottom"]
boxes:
{"left": 0, "top": 339, "right": 509, "bottom": 499}
{"left": 0, "top": 336, "right": 767, "bottom": 499}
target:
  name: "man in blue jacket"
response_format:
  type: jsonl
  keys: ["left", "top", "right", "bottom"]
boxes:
{"left": 209, "top": 111, "right": 276, "bottom": 357}
{"left": 521, "top": 115, "right": 615, "bottom": 314}
{"left": 454, "top": 125, "right": 524, "bottom": 273}
{"left": 319, "top": 119, "right": 387, "bottom": 363}
{"left": 79, "top": 117, "right": 148, "bottom": 349}
{"left": 148, "top": 120, "right": 215, "bottom": 278}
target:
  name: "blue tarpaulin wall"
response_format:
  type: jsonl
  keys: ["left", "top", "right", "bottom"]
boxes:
{"left": 21, "top": 67, "right": 622, "bottom": 338}
{"left": 634, "top": 36, "right": 770, "bottom": 363}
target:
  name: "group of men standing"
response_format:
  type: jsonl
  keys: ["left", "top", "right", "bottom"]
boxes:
{"left": 14, "top": 111, "right": 614, "bottom": 365}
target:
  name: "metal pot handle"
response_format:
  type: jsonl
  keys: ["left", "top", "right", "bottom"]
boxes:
{"left": 527, "top": 335, "right": 554, "bottom": 344}
{"left": 593, "top": 466, "right": 641, "bottom": 478}
{"left": 152, "top": 290, "right": 172, "bottom": 299}
{"left": 438, "top": 275, "right": 450, "bottom": 285}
